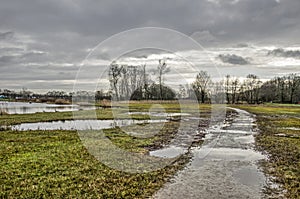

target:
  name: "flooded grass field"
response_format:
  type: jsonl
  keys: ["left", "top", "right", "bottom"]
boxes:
{"left": 0, "top": 101, "right": 204, "bottom": 198}
{"left": 0, "top": 102, "right": 299, "bottom": 198}
{"left": 234, "top": 104, "right": 300, "bottom": 198}
{"left": 0, "top": 101, "right": 95, "bottom": 114}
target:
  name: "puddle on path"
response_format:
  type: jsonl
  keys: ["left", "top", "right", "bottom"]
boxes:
{"left": 153, "top": 108, "right": 267, "bottom": 199}
{"left": 150, "top": 146, "right": 187, "bottom": 158}
{"left": 233, "top": 165, "right": 266, "bottom": 188}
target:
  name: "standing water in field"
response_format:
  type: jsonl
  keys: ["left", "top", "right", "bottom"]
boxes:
{"left": 153, "top": 108, "right": 267, "bottom": 199}
{"left": 11, "top": 119, "right": 166, "bottom": 131}
{"left": 0, "top": 101, "right": 95, "bottom": 114}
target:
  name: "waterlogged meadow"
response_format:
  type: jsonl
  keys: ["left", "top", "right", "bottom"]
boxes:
{"left": 1, "top": 101, "right": 298, "bottom": 198}
{"left": 0, "top": 101, "right": 206, "bottom": 198}
{"left": 234, "top": 104, "right": 300, "bottom": 198}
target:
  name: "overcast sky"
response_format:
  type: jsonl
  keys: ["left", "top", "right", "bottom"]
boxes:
{"left": 0, "top": 0, "right": 300, "bottom": 93}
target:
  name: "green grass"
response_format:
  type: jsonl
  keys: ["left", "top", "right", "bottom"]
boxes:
{"left": 233, "top": 104, "right": 300, "bottom": 198}
{"left": 4, "top": 101, "right": 298, "bottom": 197}
{"left": 234, "top": 104, "right": 300, "bottom": 116}
{"left": 1, "top": 101, "right": 207, "bottom": 198}
{"left": 0, "top": 126, "right": 192, "bottom": 198}
{"left": 264, "top": 102, "right": 300, "bottom": 107}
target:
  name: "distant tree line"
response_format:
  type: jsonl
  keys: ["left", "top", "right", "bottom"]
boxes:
{"left": 0, "top": 89, "right": 110, "bottom": 104}
{"left": 108, "top": 60, "right": 296, "bottom": 104}
{"left": 221, "top": 73, "right": 300, "bottom": 104}
{"left": 260, "top": 74, "right": 300, "bottom": 104}
{"left": 1, "top": 62, "right": 299, "bottom": 104}
{"left": 176, "top": 72, "right": 300, "bottom": 104}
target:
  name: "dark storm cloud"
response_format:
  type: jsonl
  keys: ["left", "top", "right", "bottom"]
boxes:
{"left": 235, "top": 43, "right": 250, "bottom": 48}
{"left": 0, "top": 31, "right": 14, "bottom": 40}
{"left": 0, "top": 55, "right": 16, "bottom": 63}
{"left": 2, "top": 0, "right": 300, "bottom": 44}
{"left": 0, "top": 0, "right": 300, "bottom": 91}
{"left": 268, "top": 48, "right": 300, "bottom": 58}
{"left": 217, "top": 54, "right": 250, "bottom": 65}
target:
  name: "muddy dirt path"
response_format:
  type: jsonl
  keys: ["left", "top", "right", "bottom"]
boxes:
{"left": 153, "top": 108, "right": 266, "bottom": 199}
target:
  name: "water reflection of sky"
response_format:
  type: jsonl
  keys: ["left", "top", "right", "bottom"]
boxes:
{"left": 12, "top": 119, "right": 166, "bottom": 131}
{"left": 0, "top": 101, "right": 95, "bottom": 114}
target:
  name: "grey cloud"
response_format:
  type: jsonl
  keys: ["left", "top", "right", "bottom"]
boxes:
{"left": 234, "top": 43, "right": 250, "bottom": 48}
{"left": 0, "top": 50, "right": 46, "bottom": 64}
{"left": 119, "top": 49, "right": 170, "bottom": 60}
{"left": 190, "top": 30, "right": 219, "bottom": 46}
{"left": 217, "top": 54, "right": 250, "bottom": 65}
{"left": 268, "top": 48, "right": 300, "bottom": 58}
{"left": 0, "top": 0, "right": 300, "bottom": 91}
{"left": 0, "top": 31, "right": 14, "bottom": 40}
{"left": 2, "top": 0, "right": 300, "bottom": 44}
{"left": 0, "top": 55, "right": 16, "bottom": 63}
{"left": 0, "top": 47, "right": 24, "bottom": 54}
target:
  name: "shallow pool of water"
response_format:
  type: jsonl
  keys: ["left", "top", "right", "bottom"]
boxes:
{"left": 0, "top": 101, "right": 95, "bottom": 114}
{"left": 128, "top": 112, "right": 190, "bottom": 117}
{"left": 12, "top": 119, "right": 165, "bottom": 131}
{"left": 281, "top": 127, "right": 300, "bottom": 131}
{"left": 150, "top": 146, "right": 187, "bottom": 158}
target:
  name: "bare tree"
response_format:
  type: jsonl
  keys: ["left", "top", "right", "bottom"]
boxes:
{"left": 260, "top": 80, "right": 277, "bottom": 102}
{"left": 156, "top": 59, "right": 170, "bottom": 100}
{"left": 231, "top": 77, "right": 239, "bottom": 104}
{"left": 142, "top": 64, "right": 149, "bottom": 99}
{"left": 178, "top": 84, "right": 187, "bottom": 99}
{"left": 287, "top": 73, "right": 300, "bottom": 103}
{"left": 109, "top": 62, "right": 123, "bottom": 100}
{"left": 211, "top": 81, "right": 225, "bottom": 104}
{"left": 192, "top": 71, "right": 211, "bottom": 103}
{"left": 224, "top": 75, "right": 240, "bottom": 104}
{"left": 275, "top": 76, "right": 286, "bottom": 103}
{"left": 109, "top": 62, "right": 170, "bottom": 100}
{"left": 225, "top": 75, "right": 230, "bottom": 104}
{"left": 242, "top": 74, "right": 262, "bottom": 104}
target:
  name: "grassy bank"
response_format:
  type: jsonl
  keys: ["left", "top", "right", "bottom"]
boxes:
{"left": 234, "top": 104, "right": 300, "bottom": 198}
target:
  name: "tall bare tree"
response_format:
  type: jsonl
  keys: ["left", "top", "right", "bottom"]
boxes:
{"left": 242, "top": 74, "right": 261, "bottom": 104}
{"left": 211, "top": 81, "right": 225, "bottom": 104}
{"left": 142, "top": 64, "right": 149, "bottom": 99}
{"left": 225, "top": 75, "right": 230, "bottom": 104}
{"left": 231, "top": 77, "right": 239, "bottom": 104}
{"left": 192, "top": 71, "right": 211, "bottom": 103}
{"left": 108, "top": 62, "right": 123, "bottom": 100}
{"left": 287, "top": 73, "right": 300, "bottom": 103}
{"left": 156, "top": 59, "right": 170, "bottom": 100}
